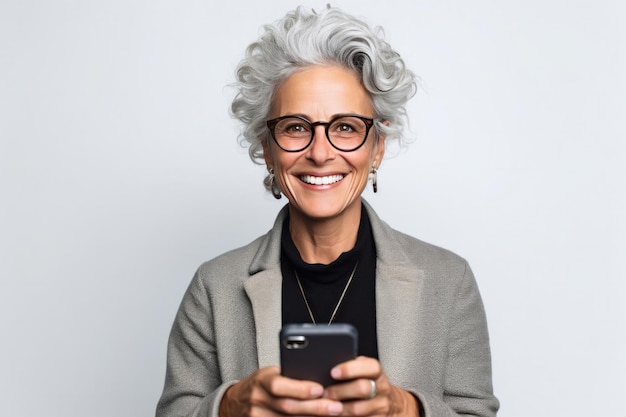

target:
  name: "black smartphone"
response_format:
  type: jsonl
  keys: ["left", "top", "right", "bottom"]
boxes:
{"left": 279, "top": 323, "right": 358, "bottom": 386}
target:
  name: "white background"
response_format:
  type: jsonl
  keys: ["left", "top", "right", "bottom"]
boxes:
{"left": 1, "top": 1, "right": 624, "bottom": 416}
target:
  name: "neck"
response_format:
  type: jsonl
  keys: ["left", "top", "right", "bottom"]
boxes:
{"left": 288, "top": 201, "right": 362, "bottom": 265}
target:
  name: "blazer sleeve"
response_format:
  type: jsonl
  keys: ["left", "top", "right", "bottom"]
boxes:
{"left": 155, "top": 268, "right": 236, "bottom": 417}
{"left": 414, "top": 262, "right": 499, "bottom": 417}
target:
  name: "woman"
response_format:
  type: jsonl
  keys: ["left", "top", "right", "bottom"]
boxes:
{"left": 156, "top": 6, "right": 498, "bottom": 417}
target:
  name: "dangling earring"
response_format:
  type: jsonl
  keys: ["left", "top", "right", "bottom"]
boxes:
{"left": 268, "top": 167, "right": 282, "bottom": 199}
{"left": 370, "top": 166, "right": 378, "bottom": 193}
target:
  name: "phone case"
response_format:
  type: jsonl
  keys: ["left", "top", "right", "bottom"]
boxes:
{"left": 280, "top": 323, "right": 358, "bottom": 386}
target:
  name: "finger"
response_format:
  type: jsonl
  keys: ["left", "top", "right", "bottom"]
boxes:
{"left": 340, "top": 395, "right": 389, "bottom": 417}
{"left": 330, "top": 356, "right": 382, "bottom": 381}
{"left": 249, "top": 368, "right": 334, "bottom": 416}
{"left": 325, "top": 377, "right": 381, "bottom": 401}
{"left": 264, "top": 374, "right": 325, "bottom": 400}
{"left": 272, "top": 397, "right": 344, "bottom": 416}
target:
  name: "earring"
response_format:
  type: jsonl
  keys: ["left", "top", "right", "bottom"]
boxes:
{"left": 268, "top": 167, "right": 282, "bottom": 199}
{"left": 370, "top": 166, "right": 378, "bottom": 193}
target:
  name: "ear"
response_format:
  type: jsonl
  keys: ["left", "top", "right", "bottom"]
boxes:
{"left": 372, "top": 122, "right": 388, "bottom": 167}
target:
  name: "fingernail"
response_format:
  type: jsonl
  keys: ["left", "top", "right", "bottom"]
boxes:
{"left": 310, "top": 385, "right": 323, "bottom": 397}
{"left": 328, "top": 402, "right": 343, "bottom": 416}
{"left": 330, "top": 367, "right": 341, "bottom": 379}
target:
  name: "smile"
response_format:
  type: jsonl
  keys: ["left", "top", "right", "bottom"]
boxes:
{"left": 300, "top": 174, "right": 344, "bottom": 185}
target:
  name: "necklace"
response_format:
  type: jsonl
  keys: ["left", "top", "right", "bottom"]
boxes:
{"left": 294, "top": 261, "right": 359, "bottom": 325}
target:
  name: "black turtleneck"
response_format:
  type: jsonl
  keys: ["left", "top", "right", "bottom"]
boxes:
{"left": 280, "top": 206, "right": 378, "bottom": 358}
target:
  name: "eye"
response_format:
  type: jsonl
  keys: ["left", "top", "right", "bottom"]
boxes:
{"left": 276, "top": 118, "right": 312, "bottom": 136}
{"left": 337, "top": 123, "right": 355, "bottom": 133}
{"left": 285, "top": 123, "right": 309, "bottom": 133}
{"left": 330, "top": 117, "right": 365, "bottom": 137}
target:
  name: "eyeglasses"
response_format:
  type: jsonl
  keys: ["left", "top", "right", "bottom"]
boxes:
{"left": 266, "top": 114, "right": 375, "bottom": 152}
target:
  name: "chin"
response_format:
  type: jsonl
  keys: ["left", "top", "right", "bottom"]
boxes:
{"left": 291, "top": 198, "right": 359, "bottom": 221}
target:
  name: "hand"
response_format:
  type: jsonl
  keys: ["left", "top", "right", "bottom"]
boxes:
{"left": 219, "top": 366, "right": 346, "bottom": 417}
{"left": 324, "top": 357, "right": 420, "bottom": 417}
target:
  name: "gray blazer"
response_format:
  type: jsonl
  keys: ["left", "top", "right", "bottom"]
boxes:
{"left": 156, "top": 202, "right": 499, "bottom": 417}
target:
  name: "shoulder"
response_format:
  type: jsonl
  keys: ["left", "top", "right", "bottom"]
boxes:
{"left": 189, "top": 206, "right": 286, "bottom": 292}
{"left": 368, "top": 210, "right": 484, "bottom": 314}
{"left": 382, "top": 228, "right": 474, "bottom": 296}
{"left": 175, "top": 234, "right": 269, "bottom": 315}
{"left": 193, "top": 234, "right": 266, "bottom": 287}
{"left": 365, "top": 202, "right": 470, "bottom": 273}
{"left": 390, "top": 227, "right": 468, "bottom": 268}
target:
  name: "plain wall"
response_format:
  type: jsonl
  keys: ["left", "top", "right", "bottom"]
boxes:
{"left": 1, "top": 0, "right": 624, "bottom": 416}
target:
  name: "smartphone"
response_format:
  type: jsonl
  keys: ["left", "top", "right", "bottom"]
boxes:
{"left": 280, "top": 323, "right": 358, "bottom": 386}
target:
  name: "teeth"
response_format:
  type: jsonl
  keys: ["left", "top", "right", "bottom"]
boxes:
{"left": 300, "top": 174, "right": 344, "bottom": 185}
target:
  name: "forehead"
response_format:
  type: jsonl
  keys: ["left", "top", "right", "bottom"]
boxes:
{"left": 270, "top": 65, "right": 373, "bottom": 118}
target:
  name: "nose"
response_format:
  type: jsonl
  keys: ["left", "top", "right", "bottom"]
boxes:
{"left": 306, "top": 125, "right": 335, "bottom": 164}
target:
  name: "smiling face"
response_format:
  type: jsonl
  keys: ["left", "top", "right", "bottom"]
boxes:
{"left": 263, "top": 65, "right": 385, "bottom": 223}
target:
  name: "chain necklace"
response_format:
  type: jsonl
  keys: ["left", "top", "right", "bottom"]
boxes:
{"left": 294, "top": 261, "right": 359, "bottom": 325}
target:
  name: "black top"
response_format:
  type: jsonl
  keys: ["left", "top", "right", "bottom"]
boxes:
{"left": 281, "top": 206, "right": 378, "bottom": 358}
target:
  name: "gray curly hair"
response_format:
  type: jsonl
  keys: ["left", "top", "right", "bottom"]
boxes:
{"left": 231, "top": 6, "right": 417, "bottom": 189}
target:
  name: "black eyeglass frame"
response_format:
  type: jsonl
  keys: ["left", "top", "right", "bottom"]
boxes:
{"left": 266, "top": 114, "right": 376, "bottom": 152}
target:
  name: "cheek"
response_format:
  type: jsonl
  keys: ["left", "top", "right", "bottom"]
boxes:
{"left": 274, "top": 155, "right": 300, "bottom": 183}
{"left": 266, "top": 145, "right": 289, "bottom": 170}
{"left": 275, "top": 154, "right": 295, "bottom": 170}
{"left": 357, "top": 150, "right": 377, "bottom": 170}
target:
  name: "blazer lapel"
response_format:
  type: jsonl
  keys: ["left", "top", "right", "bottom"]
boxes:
{"left": 244, "top": 268, "right": 283, "bottom": 368}
{"left": 364, "top": 201, "right": 426, "bottom": 388}
{"left": 243, "top": 205, "right": 288, "bottom": 369}
{"left": 375, "top": 262, "right": 426, "bottom": 388}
